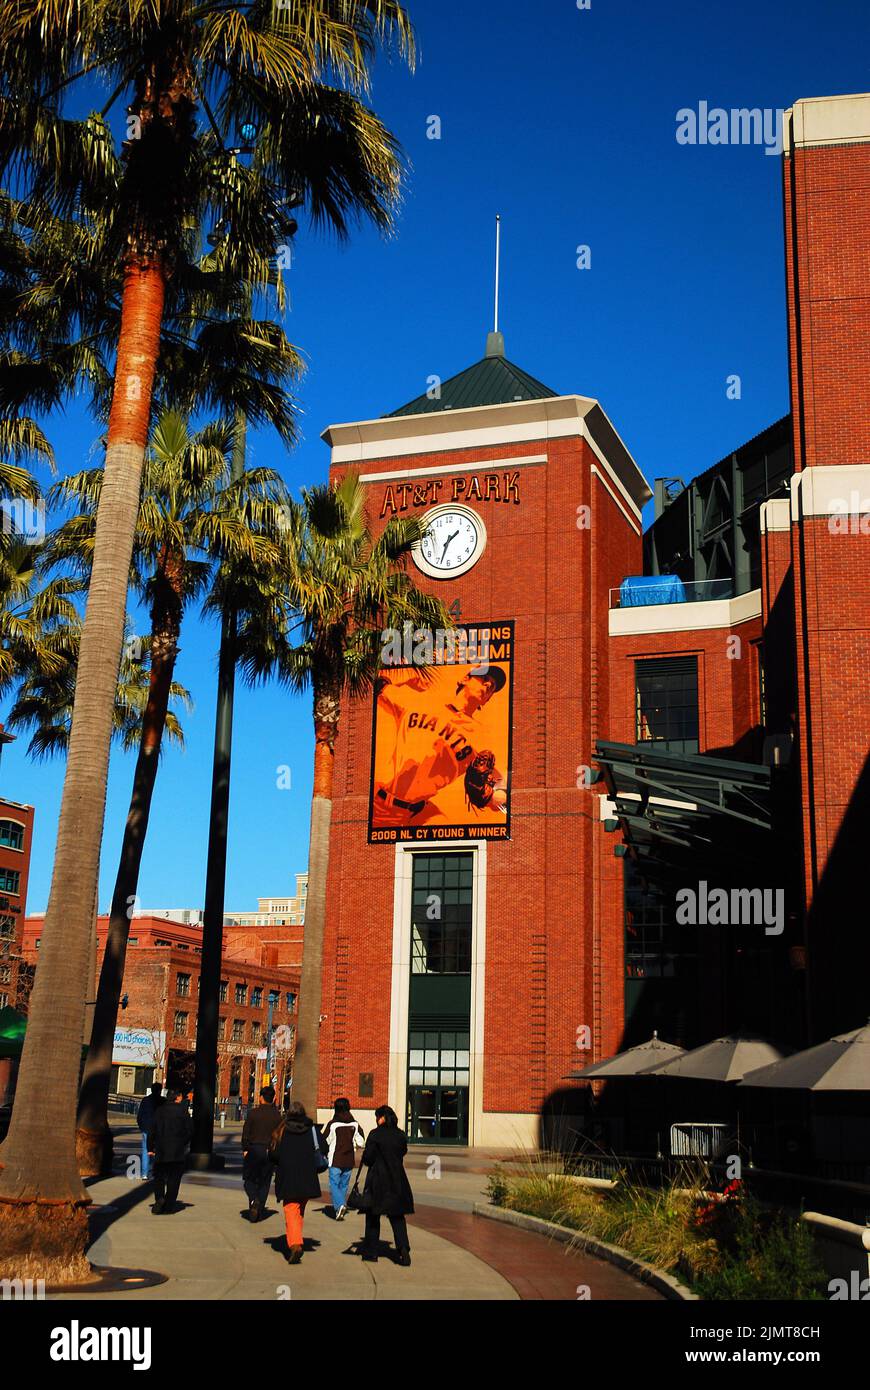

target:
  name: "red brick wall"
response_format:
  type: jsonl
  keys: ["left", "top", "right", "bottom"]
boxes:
{"left": 782, "top": 128, "right": 870, "bottom": 1035}
{"left": 783, "top": 142, "right": 870, "bottom": 473}
{"left": 0, "top": 800, "right": 35, "bottom": 1011}
{"left": 322, "top": 431, "right": 643, "bottom": 1116}
{"left": 607, "top": 618, "right": 764, "bottom": 761}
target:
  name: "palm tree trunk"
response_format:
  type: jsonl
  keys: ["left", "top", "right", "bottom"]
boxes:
{"left": 0, "top": 260, "right": 166, "bottom": 1278}
{"left": 76, "top": 571, "right": 182, "bottom": 1177}
{"left": 190, "top": 604, "right": 236, "bottom": 1164}
{"left": 190, "top": 410, "right": 246, "bottom": 1165}
{"left": 290, "top": 683, "right": 340, "bottom": 1118}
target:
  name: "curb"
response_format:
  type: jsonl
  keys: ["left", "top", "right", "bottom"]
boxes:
{"left": 473, "top": 1202, "right": 699, "bottom": 1301}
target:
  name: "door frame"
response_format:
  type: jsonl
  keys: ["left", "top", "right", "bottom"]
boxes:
{"left": 387, "top": 840, "right": 487, "bottom": 1147}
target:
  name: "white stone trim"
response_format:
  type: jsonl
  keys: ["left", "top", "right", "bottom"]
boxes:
{"left": 591, "top": 464, "right": 643, "bottom": 533}
{"left": 386, "top": 840, "right": 488, "bottom": 1146}
{"left": 784, "top": 92, "right": 870, "bottom": 154}
{"left": 790, "top": 464, "right": 870, "bottom": 520}
{"left": 608, "top": 587, "right": 762, "bottom": 637}
{"left": 599, "top": 792, "right": 698, "bottom": 818}
{"left": 760, "top": 498, "right": 791, "bottom": 533}
{"left": 357, "top": 453, "right": 547, "bottom": 484}
{"left": 323, "top": 395, "right": 651, "bottom": 512}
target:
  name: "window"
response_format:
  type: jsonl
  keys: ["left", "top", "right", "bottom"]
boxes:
{"left": 176, "top": 972, "right": 191, "bottom": 997}
{"left": 0, "top": 992, "right": 7, "bottom": 1009}
{"left": 219, "top": 980, "right": 228, "bottom": 1003}
{"left": 0, "top": 916, "right": 15, "bottom": 939}
{"left": 286, "top": 992, "right": 296, "bottom": 1012}
{"left": 0, "top": 868, "right": 20, "bottom": 895}
{"left": 411, "top": 853, "right": 473, "bottom": 975}
{"left": 268, "top": 989, "right": 280, "bottom": 1008}
{"left": 155, "top": 937, "right": 171, "bottom": 947}
{"left": 251, "top": 1021, "right": 262, "bottom": 1044}
{"left": 0, "top": 964, "right": 10, "bottom": 983}
{"left": 251, "top": 986, "right": 263, "bottom": 1009}
{"left": 174, "top": 1011, "right": 188, "bottom": 1036}
{"left": 235, "top": 983, "right": 247, "bottom": 1005}
{"left": 232, "top": 1019, "right": 245, "bottom": 1042}
{"left": 217, "top": 1017, "right": 226, "bottom": 1041}
{"left": 128, "top": 938, "right": 138, "bottom": 946}
{"left": 408, "top": 1030, "right": 470, "bottom": 1088}
{"left": 0, "top": 821, "right": 24, "bottom": 850}
{"left": 635, "top": 656, "right": 699, "bottom": 754}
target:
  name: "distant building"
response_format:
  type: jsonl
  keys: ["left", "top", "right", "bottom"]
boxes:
{"left": 0, "top": 791, "right": 35, "bottom": 1013}
{"left": 22, "top": 912, "right": 299, "bottom": 1103}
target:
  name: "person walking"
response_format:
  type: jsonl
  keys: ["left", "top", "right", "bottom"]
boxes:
{"left": 241, "top": 1084, "right": 282, "bottom": 1222}
{"left": 357, "top": 1105, "right": 413, "bottom": 1266}
{"left": 148, "top": 1086, "right": 193, "bottom": 1215}
{"left": 320, "top": 1097, "right": 365, "bottom": 1221}
{"left": 136, "top": 1082, "right": 163, "bottom": 1182}
{"left": 272, "top": 1099, "right": 323, "bottom": 1263}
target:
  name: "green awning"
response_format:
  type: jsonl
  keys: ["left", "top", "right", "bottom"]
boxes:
{"left": 0, "top": 1005, "right": 26, "bottom": 1058}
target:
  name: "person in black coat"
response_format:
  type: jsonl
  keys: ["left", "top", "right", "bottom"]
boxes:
{"left": 358, "top": 1105, "right": 413, "bottom": 1266}
{"left": 148, "top": 1088, "right": 193, "bottom": 1214}
{"left": 272, "top": 1100, "right": 323, "bottom": 1263}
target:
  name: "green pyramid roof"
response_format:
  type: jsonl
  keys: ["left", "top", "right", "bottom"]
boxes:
{"left": 388, "top": 338, "right": 559, "bottom": 417}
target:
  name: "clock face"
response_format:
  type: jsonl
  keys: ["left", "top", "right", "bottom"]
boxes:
{"left": 414, "top": 505, "right": 487, "bottom": 579}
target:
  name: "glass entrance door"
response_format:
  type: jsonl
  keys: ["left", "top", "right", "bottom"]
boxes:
{"left": 407, "top": 1084, "right": 468, "bottom": 1144}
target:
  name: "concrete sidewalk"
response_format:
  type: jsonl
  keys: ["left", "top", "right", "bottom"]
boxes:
{"left": 66, "top": 1122, "right": 663, "bottom": 1301}
{"left": 56, "top": 1174, "right": 518, "bottom": 1302}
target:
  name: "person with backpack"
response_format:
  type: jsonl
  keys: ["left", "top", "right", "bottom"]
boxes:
{"left": 241, "top": 1084, "right": 282, "bottom": 1222}
{"left": 136, "top": 1082, "right": 164, "bottom": 1181}
{"left": 355, "top": 1105, "right": 414, "bottom": 1266}
{"left": 320, "top": 1096, "right": 365, "bottom": 1220}
{"left": 270, "top": 1099, "right": 325, "bottom": 1263}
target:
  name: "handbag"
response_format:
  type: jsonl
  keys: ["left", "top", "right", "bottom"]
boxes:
{"left": 345, "top": 1162, "right": 368, "bottom": 1212}
{"left": 312, "top": 1123, "right": 329, "bottom": 1174}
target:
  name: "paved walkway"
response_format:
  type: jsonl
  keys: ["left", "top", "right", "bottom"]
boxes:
{"left": 50, "top": 1121, "right": 663, "bottom": 1302}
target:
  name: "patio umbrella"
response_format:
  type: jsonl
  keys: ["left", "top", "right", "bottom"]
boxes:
{"left": 0, "top": 1005, "right": 26, "bottom": 1059}
{"left": 738, "top": 1021, "right": 870, "bottom": 1090}
{"left": 566, "top": 1031, "right": 686, "bottom": 1080}
{"left": 645, "top": 1034, "right": 789, "bottom": 1082}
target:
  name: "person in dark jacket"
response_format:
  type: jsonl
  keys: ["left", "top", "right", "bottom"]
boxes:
{"left": 358, "top": 1105, "right": 413, "bottom": 1266}
{"left": 136, "top": 1083, "right": 163, "bottom": 1181}
{"left": 321, "top": 1097, "right": 365, "bottom": 1220}
{"left": 272, "top": 1100, "right": 323, "bottom": 1263}
{"left": 148, "top": 1088, "right": 193, "bottom": 1214}
{"left": 241, "top": 1085, "right": 282, "bottom": 1222}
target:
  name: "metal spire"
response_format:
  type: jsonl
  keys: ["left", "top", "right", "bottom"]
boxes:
{"left": 486, "top": 214, "right": 505, "bottom": 358}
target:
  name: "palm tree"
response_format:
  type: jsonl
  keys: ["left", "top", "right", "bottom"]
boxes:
{"left": 0, "top": 0, "right": 414, "bottom": 1271}
{"left": 7, "top": 630, "right": 191, "bottom": 761}
{"left": 251, "top": 475, "right": 450, "bottom": 1115}
{"left": 47, "top": 411, "right": 290, "bottom": 1176}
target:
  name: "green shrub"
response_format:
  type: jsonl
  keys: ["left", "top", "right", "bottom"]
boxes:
{"left": 485, "top": 1171, "right": 509, "bottom": 1207}
{"left": 694, "top": 1195, "right": 826, "bottom": 1301}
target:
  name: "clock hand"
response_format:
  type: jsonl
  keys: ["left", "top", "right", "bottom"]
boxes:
{"left": 439, "top": 529, "right": 459, "bottom": 562}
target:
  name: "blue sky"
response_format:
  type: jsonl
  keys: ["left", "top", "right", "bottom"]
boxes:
{"left": 3, "top": 0, "right": 868, "bottom": 913}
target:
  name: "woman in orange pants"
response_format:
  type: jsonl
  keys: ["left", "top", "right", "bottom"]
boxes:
{"left": 272, "top": 1101, "right": 324, "bottom": 1263}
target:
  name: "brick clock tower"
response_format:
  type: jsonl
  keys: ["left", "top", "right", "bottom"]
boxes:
{"left": 318, "top": 331, "right": 651, "bottom": 1144}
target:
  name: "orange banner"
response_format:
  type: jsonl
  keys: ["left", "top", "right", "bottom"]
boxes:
{"left": 368, "top": 623, "right": 513, "bottom": 844}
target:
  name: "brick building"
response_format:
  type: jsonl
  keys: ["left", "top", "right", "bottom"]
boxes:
{"left": 21, "top": 914, "right": 299, "bottom": 1106}
{"left": 311, "top": 91, "right": 869, "bottom": 1147}
{"left": 0, "top": 791, "right": 35, "bottom": 1014}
